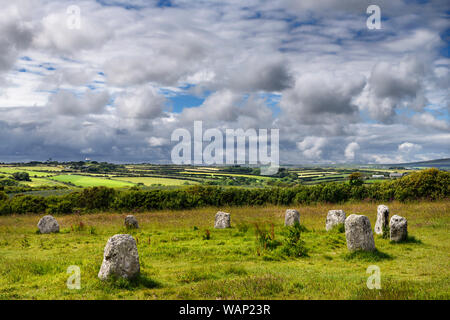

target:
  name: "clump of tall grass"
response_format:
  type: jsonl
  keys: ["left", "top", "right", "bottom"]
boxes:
{"left": 280, "top": 223, "right": 308, "bottom": 257}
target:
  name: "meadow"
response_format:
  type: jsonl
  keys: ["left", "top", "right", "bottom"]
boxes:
{"left": 0, "top": 201, "right": 448, "bottom": 300}
{"left": 49, "top": 175, "right": 136, "bottom": 188}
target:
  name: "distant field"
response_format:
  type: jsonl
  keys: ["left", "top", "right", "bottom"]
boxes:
{"left": 50, "top": 175, "right": 135, "bottom": 188}
{"left": 0, "top": 167, "right": 57, "bottom": 177}
{"left": 113, "top": 176, "right": 197, "bottom": 186}
{"left": 180, "top": 171, "right": 273, "bottom": 180}
{"left": 22, "top": 177, "right": 68, "bottom": 187}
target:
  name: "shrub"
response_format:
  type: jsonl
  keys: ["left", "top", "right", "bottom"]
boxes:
{"left": 9, "top": 195, "right": 47, "bottom": 214}
{"left": 47, "top": 200, "right": 73, "bottom": 214}
{"left": 255, "top": 223, "right": 281, "bottom": 252}
{"left": 0, "top": 191, "right": 7, "bottom": 202}
{"left": 12, "top": 172, "right": 31, "bottom": 181}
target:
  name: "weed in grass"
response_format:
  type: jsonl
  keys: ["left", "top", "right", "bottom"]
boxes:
{"left": 254, "top": 223, "right": 281, "bottom": 252}
{"left": 280, "top": 223, "right": 308, "bottom": 258}
{"left": 202, "top": 229, "right": 211, "bottom": 240}
{"left": 21, "top": 236, "right": 30, "bottom": 249}
{"left": 71, "top": 221, "right": 86, "bottom": 232}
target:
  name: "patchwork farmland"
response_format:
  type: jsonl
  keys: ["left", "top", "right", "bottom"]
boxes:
{"left": 2, "top": 159, "right": 446, "bottom": 196}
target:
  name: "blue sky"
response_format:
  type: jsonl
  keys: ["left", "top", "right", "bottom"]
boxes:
{"left": 0, "top": 0, "right": 449, "bottom": 164}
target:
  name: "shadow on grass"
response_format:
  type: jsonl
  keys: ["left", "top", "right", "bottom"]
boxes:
{"left": 343, "top": 249, "right": 393, "bottom": 262}
{"left": 391, "top": 235, "right": 423, "bottom": 245}
{"left": 105, "top": 273, "right": 162, "bottom": 290}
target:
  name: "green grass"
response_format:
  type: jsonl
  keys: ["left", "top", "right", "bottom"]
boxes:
{"left": 179, "top": 171, "right": 274, "bottom": 180}
{"left": 49, "top": 175, "right": 135, "bottom": 188}
{"left": 112, "top": 176, "right": 198, "bottom": 186}
{"left": 21, "top": 177, "right": 68, "bottom": 187}
{"left": 0, "top": 168, "right": 57, "bottom": 177}
{"left": 0, "top": 201, "right": 448, "bottom": 300}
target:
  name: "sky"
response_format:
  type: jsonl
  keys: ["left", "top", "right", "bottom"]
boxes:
{"left": 0, "top": 0, "right": 449, "bottom": 164}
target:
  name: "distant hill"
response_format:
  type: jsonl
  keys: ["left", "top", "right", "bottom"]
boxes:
{"left": 381, "top": 158, "right": 450, "bottom": 168}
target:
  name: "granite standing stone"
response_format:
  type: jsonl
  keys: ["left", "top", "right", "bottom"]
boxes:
{"left": 390, "top": 215, "right": 408, "bottom": 242}
{"left": 98, "top": 234, "right": 140, "bottom": 280}
{"left": 214, "top": 211, "right": 231, "bottom": 229}
{"left": 345, "top": 214, "right": 376, "bottom": 251}
{"left": 37, "top": 215, "right": 60, "bottom": 234}
{"left": 326, "top": 210, "right": 346, "bottom": 231}
{"left": 374, "top": 205, "right": 389, "bottom": 235}
{"left": 125, "top": 215, "right": 139, "bottom": 229}
{"left": 285, "top": 209, "right": 300, "bottom": 226}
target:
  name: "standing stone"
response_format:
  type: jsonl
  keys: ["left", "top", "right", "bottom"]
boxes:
{"left": 345, "top": 214, "right": 375, "bottom": 251}
{"left": 285, "top": 209, "right": 300, "bottom": 226}
{"left": 326, "top": 210, "right": 346, "bottom": 231}
{"left": 390, "top": 215, "right": 408, "bottom": 242}
{"left": 124, "top": 215, "right": 139, "bottom": 229}
{"left": 98, "top": 234, "right": 140, "bottom": 280}
{"left": 37, "top": 215, "right": 60, "bottom": 234}
{"left": 374, "top": 205, "right": 389, "bottom": 235}
{"left": 214, "top": 211, "right": 231, "bottom": 229}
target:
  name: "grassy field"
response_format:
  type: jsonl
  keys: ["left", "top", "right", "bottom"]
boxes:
{"left": 0, "top": 201, "right": 448, "bottom": 300}
{"left": 50, "top": 175, "right": 135, "bottom": 188}
{"left": 180, "top": 171, "right": 273, "bottom": 180}
{"left": 0, "top": 168, "right": 57, "bottom": 177}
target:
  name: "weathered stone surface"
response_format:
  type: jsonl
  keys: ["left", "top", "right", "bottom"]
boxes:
{"left": 326, "top": 210, "right": 346, "bottom": 231}
{"left": 390, "top": 215, "right": 408, "bottom": 242}
{"left": 345, "top": 214, "right": 375, "bottom": 251}
{"left": 98, "top": 234, "right": 140, "bottom": 280}
{"left": 214, "top": 211, "right": 231, "bottom": 229}
{"left": 285, "top": 209, "right": 300, "bottom": 226}
{"left": 37, "top": 215, "right": 60, "bottom": 234}
{"left": 124, "top": 215, "right": 139, "bottom": 229}
{"left": 374, "top": 205, "right": 389, "bottom": 235}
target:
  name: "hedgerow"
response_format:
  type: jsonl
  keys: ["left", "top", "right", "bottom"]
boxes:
{"left": 0, "top": 169, "right": 448, "bottom": 215}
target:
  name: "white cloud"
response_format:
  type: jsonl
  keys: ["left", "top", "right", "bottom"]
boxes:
{"left": 398, "top": 142, "right": 422, "bottom": 153}
{"left": 345, "top": 142, "right": 360, "bottom": 160}
{"left": 297, "top": 137, "right": 327, "bottom": 159}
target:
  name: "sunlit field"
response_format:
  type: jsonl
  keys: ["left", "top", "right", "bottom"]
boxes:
{"left": 0, "top": 201, "right": 448, "bottom": 300}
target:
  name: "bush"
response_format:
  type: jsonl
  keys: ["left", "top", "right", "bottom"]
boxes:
{"left": 47, "top": 200, "right": 73, "bottom": 214}
{"left": 255, "top": 223, "right": 281, "bottom": 252}
{"left": 9, "top": 195, "right": 47, "bottom": 214}
{"left": 0, "top": 178, "right": 19, "bottom": 187}
{"left": 280, "top": 223, "right": 308, "bottom": 257}
{"left": 0, "top": 191, "right": 7, "bottom": 202}
{"left": 12, "top": 172, "right": 31, "bottom": 181}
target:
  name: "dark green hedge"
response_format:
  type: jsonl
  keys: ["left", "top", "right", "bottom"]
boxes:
{"left": 0, "top": 169, "right": 448, "bottom": 215}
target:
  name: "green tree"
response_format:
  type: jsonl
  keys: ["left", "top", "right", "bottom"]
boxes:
{"left": 12, "top": 172, "right": 31, "bottom": 181}
{"left": 348, "top": 172, "right": 364, "bottom": 186}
